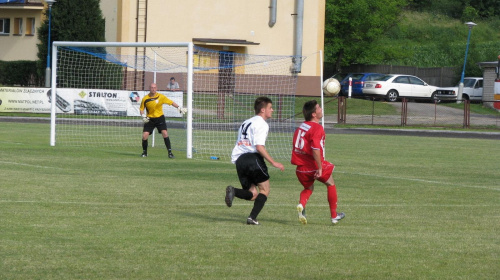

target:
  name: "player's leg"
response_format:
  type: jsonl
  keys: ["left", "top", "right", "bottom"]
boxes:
{"left": 225, "top": 157, "right": 253, "bottom": 207}
{"left": 141, "top": 123, "right": 153, "bottom": 157}
{"left": 247, "top": 180, "right": 269, "bottom": 225}
{"left": 161, "top": 129, "right": 174, "bottom": 158}
{"left": 296, "top": 168, "right": 315, "bottom": 224}
{"left": 246, "top": 154, "right": 271, "bottom": 225}
{"left": 318, "top": 161, "right": 345, "bottom": 225}
{"left": 157, "top": 117, "right": 174, "bottom": 158}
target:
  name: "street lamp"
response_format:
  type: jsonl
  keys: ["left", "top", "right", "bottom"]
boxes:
{"left": 457, "top": 21, "right": 476, "bottom": 103}
{"left": 45, "top": 0, "right": 56, "bottom": 88}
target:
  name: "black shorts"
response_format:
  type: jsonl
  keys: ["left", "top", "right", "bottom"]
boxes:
{"left": 235, "top": 153, "right": 270, "bottom": 190}
{"left": 143, "top": 115, "right": 168, "bottom": 134}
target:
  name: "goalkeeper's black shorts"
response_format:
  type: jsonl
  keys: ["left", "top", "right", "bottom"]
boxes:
{"left": 143, "top": 115, "right": 168, "bottom": 134}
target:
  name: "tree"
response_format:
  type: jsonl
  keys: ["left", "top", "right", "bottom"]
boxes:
{"left": 324, "top": 0, "right": 408, "bottom": 72}
{"left": 36, "top": 0, "right": 105, "bottom": 78}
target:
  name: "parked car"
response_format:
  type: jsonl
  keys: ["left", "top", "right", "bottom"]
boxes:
{"left": 339, "top": 73, "right": 385, "bottom": 97}
{"left": 434, "top": 77, "right": 483, "bottom": 102}
{"left": 362, "top": 74, "right": 438, "bottom": 102}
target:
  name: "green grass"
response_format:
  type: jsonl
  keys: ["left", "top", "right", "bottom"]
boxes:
{"left": 1, "top": 122, "right": 499, "bottom": 279}
{"left": 440, "top": 102, "right": 500, "bottom": 116}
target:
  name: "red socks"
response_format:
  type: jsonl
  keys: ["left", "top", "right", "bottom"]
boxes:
{"left": 299, "top": 187, "right": 313, "bottom": 207}
{"left": 327, "top": 184, "right": 338, "bottom": 218}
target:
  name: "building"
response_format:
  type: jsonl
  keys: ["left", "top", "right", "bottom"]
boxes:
{"left": 100, "top": 0, "right": 325, "bottom": 96}
{"left": 0, "top": 0, "right": 44, "bottom": 61}
{"left": 478, "top": 59, "right": 500, "bottom": 110}
{"left": 1, "top": 0, "right": 326, "bottom": 95}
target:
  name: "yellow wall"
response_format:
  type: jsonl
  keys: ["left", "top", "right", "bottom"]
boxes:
{"left": 100, "top": 0, "right": 119, "bottom": 42}
{"left": 101, "top": 0, "right": 325, "bottom": 95}
{"left": 0, "top": 7, "right": 44, "bottom": 61}
{"left": 1, "top": 1, "right": 325, "bottom": 95}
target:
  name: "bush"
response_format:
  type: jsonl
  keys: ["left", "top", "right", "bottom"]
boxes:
{"left": 0, "top": 60, "right": 43, "bottom": 87}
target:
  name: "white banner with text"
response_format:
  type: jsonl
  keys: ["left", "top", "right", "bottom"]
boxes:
{"left": 0, "top": 87, "right": 184, "bottom": 117}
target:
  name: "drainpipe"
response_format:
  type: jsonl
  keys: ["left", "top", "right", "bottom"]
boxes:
{"left": 292, "top": 0, "right": 303, "bottom": 73}
{"left": 269, "top": 0, "right": 277, "bottom": 27}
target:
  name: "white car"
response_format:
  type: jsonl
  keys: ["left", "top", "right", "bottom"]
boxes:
{"left": 363, "top": 74, "right": 438, "bottom": 102}
{"left": 434, "top": 77, "right": 483, "bottom": 102}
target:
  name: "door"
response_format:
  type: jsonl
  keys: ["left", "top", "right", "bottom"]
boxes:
{"left": 392, "top": 76, "right": 412, "bottom": 97}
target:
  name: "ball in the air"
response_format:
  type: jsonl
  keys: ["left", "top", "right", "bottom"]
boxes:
{"left": 323, "top": 78, "right": 341, "bottom": 97}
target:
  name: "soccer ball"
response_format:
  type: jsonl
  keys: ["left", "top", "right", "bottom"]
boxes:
{"left": 322, "top": 78, "right": 341, "bottom": 97}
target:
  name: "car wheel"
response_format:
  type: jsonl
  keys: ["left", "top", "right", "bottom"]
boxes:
{"left": 386, "top": 90, "right": 398, "bottom": 102}
{"left": 431, "top": 92, "right": 441, "bottom": 103}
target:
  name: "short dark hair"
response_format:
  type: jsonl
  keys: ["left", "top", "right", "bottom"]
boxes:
{"left": 302, "top": 100, "right": 318, "bottom": 121}
{"left": 170, "top": 77, "right": 175, "bottom": 80}
{"left": 254, "top": 96, "right": 272, "bottom": 114}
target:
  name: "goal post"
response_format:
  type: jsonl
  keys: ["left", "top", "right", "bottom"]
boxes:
{"left": 50, "top": 41, "right": 194, "bottom": 156}
{"left": 50, "top": 41, "right": 299, "bottom": 161}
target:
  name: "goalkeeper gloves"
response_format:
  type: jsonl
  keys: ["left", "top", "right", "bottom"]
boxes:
{"left": 141, "top": 113, "right": 150, "bottom": 123}
{"left": 177, "top": 106, "right": 188, "bottom": 115}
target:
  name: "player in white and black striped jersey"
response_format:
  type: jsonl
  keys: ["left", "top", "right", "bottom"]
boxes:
{"left": 225, "top": 97, "right": 284, "bottom": 225}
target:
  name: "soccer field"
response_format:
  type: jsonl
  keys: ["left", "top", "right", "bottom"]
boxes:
{"left": 1, "top": 122, "right": 499, "bottom": 279}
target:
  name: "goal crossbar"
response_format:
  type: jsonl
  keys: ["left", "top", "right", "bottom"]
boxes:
{"left": 50, "top": 41, "right": 298, "bottom": 161}
{"left": 50, "top": 41, "right": 194, "bottom": 158}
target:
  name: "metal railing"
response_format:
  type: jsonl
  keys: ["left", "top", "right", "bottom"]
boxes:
{"left": 335, "top": 97, "right": 500, "bottom": 130}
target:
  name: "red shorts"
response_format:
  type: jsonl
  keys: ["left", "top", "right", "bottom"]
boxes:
{"left": 295, "top": 161, "right": 335, "bottom": 188}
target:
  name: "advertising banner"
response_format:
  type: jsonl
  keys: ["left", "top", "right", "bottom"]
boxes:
{"left": 0, "top": 87, "right": 51, "bottom": 113}
{"left": 0, "top": 87, "right": 184, "bottom": 117}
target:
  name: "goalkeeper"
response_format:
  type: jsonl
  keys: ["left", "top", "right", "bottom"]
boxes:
{"left": 139, "top": 83, "right": 187, "bottom": 158}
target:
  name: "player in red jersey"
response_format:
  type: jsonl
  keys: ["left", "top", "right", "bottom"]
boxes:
{"left": 291, "top": 100, "right": 345, "bottom": 225}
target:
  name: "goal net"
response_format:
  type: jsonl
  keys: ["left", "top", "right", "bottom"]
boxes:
{"left": 50, "top": 42, "right": 299, "bottom": 161}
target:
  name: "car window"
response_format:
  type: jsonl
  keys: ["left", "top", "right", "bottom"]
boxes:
{"left": 379, "top": 75, "right": 394, "bottom": 81}
{"left": 350, "top": 74, "right": 364, "bottom": 80}
{"left": 464, "top": 79, "right": 476, "bottom": 87}
{"left": 408, "top": 76, "right": 425, "bottom": 85}
{"left": 340, "top": 73, "right": 357, "bottom": 83}
{"left": 477, "top": 79, "right": 483, "bottom": 88}
{"left": 366, "top": 74, "right": 385, "bottom": 81}
{"left": 394, "top": 76, "right": 410, "bottom": 84}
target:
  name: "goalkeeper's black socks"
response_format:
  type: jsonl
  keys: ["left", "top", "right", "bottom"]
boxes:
{"left": 164, "top": 137, "right": 172, "bottom": 151}
{"left": 249, "top": 193, "right": 267, "bottom": 220}
{"left": 142, "top": 139, "right": 148, "bottom": 152}
{"left": 235, "top": 188, "right": 253, "bottom": 200}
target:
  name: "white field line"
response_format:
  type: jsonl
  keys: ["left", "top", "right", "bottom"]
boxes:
{"left": 2, "top": 159, "right": 497, "bottom": 192}
{"left": 0, "top": 200, "right": 498, "bottom": 208}
{"left": 335, "top": 170, "right": 500, "bottom": 192}
{"left": 0, "top": 160, "right": 65, "bottom": 170}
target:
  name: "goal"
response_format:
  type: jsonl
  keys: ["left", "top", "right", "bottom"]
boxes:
{"left": 50, "top": 42, "right": 299, "bottom": 161}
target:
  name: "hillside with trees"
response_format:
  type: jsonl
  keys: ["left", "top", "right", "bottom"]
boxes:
{"left": 325, "top": 0, "right": 500, "bottom": 77}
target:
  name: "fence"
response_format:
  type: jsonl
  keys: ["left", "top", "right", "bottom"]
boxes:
{"left": 324, "top": 63, "right": 460, "bottom": 87}
{"left": 333, "top": 96, "right": 500, "bottom": 130}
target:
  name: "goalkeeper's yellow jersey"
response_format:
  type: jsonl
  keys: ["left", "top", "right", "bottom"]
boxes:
{"left": 140, "top": 93, "right": 174, "bottom": 118}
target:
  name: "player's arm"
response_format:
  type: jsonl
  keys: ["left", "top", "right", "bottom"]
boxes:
{"left": 171, "top": 101, "right": 188, "bottom": 114}
{"left": 140, "top": 109, "right": 149, "bottom": 123}
{"left": 256, "top": 145, "right": 284, "bottom": 171}
{"left": 139, "top": 102, "right": 149, "bottom": 123}
{"left": 312, "top": 148, "right": 322, "bottom": 178}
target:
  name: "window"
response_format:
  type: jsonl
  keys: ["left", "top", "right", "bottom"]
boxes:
{"left": 26, "top": 18, "right": 35, "bottom": 35}
{"left": 394, "top": 76, "right": 410, "bottom": 84}
{"left": 14, "top": 18, "right": 23, "bottom": 35}
{"left": 0, "top": 18, "right": 10, "bottom": 34}
{"left": 409, "top": 76, "right": 424, "bottom": 85}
